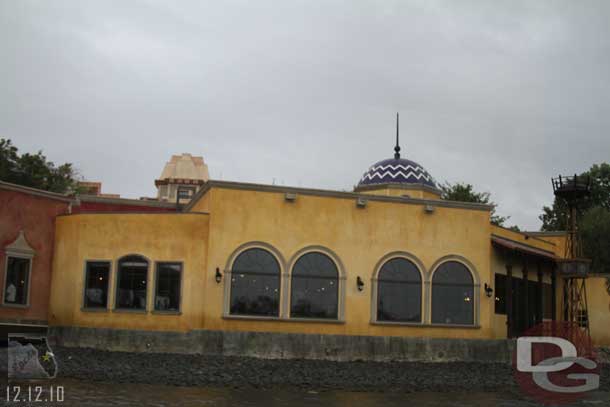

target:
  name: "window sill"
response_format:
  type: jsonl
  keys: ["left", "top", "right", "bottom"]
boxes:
{"left": 287, "top": 317, "right": 345, "bottom": 324}
{"left": 371, "top": 321, "right": 480, "bottom": 329}
{"left": 152, "top": 310, "right": 182, "bottom": 316}
{"left": 81, "top": 307, "right": 109, "bottom": 313}
{"left": 427, "top": 323, "right": 480, "bottom": 329}
{"left": 223, "top": 314, "right": 345, "bottom": 324}
{"left": 1, "top": 303, "right": 30, "bottom": 309}
{"left": 370, "top": 320, "right": 424, "bottom": 327}
{"left": 112, "top": 308, "right": 147, "bottom": 314}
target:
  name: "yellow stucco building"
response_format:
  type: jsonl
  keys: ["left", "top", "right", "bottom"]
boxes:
{"left": 47, "top": 142, "right": 610, "bottom": 354}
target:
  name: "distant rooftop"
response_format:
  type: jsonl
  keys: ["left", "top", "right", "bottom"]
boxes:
{"left": 157, "top": 153, "right": 209, "bottom": 184}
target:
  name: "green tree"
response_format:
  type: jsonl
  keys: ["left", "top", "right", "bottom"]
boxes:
{"left": 440, "top": 182, "right": 510, "bottom": 227}
{"left": 581, "top": 206, "right": 610, "bottom": 274}
{"left": 0, "top": 138, "right": 80, "bottom": 194}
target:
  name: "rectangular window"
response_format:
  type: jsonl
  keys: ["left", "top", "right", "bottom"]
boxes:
{"left": 494, "top": 274, "right": 506, "bottom": 315}
{"left": 4, "top": 256, "right": 31, "bottom": 305}
{"left": 83, "top": 261, "right": 110, "bottom": 309}
{"left": 155, "top": 263, "right": 182, "bottom": 312}
{"left": 115, "top": 256, "right": 148, "bottom": 310}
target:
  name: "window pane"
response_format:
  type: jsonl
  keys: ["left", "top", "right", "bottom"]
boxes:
{"left": 230, "top": 248, "right": 280, "bottom": 316}
{"left": 84, "top": 261, "right": 110, "bottom": 308}
{"left": 290, "top": 252, "right": 338, "bottom": 319}
{"left": 4, "top": 257, "right": 30, "bottom": 305}
{"left": 116, "top": 256, "right": 148, "bottom": 310}
{"left": 377, "top": 258, "right": 421, "bottom": 322}
{"left": 155, "top": 263, "right": 182, "bottom": 312}
{"left": 494, "top": 274, "right": 506, "bottom": 315}
{"left": 432, "top": 261, "right": 474, "bottom": 325}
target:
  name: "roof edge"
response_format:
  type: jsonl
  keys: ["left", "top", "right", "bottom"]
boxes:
{"left": 491, "top": 234, "right": 558, "bottom": 260}
{"left": 491, "top": 224, "right": 557, "bottom": 247}
{"left": 524, "top": 231, "right": 568, "bottom": 237}
{"left": 353, "top": 182, "right": 442, "bottom": 195}
{"left": 77, "top": 194, "right": 177, "bottom": 208}
{"left": 0, "top": 180, "right": 74, "bottom": 203}
{"left": 184, "top": 179, "right": 493, "bottom": 212}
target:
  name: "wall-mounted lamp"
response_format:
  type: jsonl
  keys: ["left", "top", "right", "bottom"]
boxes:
{"left": 215, "top": 267, "right": 223, "bottom": 284}
{"left": 484, "top": 283, "right": 493, "bottom": 298}
{"left": 357, "top": 276, "right": 364, "bottom": 291}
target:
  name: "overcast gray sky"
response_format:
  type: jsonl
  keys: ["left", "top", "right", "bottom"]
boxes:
{"left": 2, "top": 0, "right": 609, "bottom": 230}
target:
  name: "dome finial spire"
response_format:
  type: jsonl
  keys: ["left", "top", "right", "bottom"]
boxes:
{"left": 394, "top": 112, "right": 401, "bottom": 159}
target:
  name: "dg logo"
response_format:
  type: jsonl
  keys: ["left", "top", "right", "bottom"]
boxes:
{"left": 513, "top": 322, "right": 601, "bottom": 405}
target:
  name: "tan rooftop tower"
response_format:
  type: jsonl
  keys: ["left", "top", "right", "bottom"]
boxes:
{"left": 155, "top": 153, "right": 209, "bottom": 203}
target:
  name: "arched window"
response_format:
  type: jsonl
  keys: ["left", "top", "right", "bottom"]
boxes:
{"left": 377, "top": 258, "right": 422, "bottom": 322}
{"left": 230, "top": 248, "right": 280, "bottom": 316}
{"left": 431, "top": 261, "right": 474, "bottom": 325}
{"left": 290, "top": 252, "right": 338, "bottom": 319}
{"left": 115, "top": 255, "right": 149, "bottom": 310}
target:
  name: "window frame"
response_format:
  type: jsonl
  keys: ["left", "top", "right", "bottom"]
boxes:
{"left": 114, "top": 254, "right": 150, "bottom": 313}
{"left": 371, "top": 252, "right": 426, "bottom": 325}
{"left": 81, "top": 260, "right": 112, "bottom": 312}
{"left": 153, "top": 261, "right": 184, "bottom": 314}
{"left": 429, "top": 257, "right": 480, "bottom": 327}
{"left": 287, "top": 247, "right": 345, "bottom": 322}
{"left": 223, "top": 242, "right": 285, "bottom": 319}
{"left": 2, "top": 254, "right": 33, "bottom": 308}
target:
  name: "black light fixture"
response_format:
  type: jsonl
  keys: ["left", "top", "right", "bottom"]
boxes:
{"left": 215, "top": 267, "right": 223, "bottom": 284}
{"left": 484, "top": 283, "right": 493, "bottom": 298}
{"left": 357, "top": 276, "right": 364, "bottom": 291}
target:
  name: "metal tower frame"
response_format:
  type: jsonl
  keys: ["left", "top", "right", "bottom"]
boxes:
{"left": 551, "top": 174, "right": 592, "bottom": 337}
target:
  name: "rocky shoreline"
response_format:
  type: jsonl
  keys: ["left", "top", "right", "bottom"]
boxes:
{"left": 50, "top": 346, "right": 610, "bottom": 393}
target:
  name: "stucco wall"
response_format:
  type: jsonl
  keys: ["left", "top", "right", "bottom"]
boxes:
{"left": 0, "top": 188, "right": 70, "bottom": 324}
{"left": 586, "top": 276, "right": 610, "bottom": 346}
{"left": 49, "top": 213, "right": 209, "bottom": 332}
{"left": 191, "top": 186, "right": 495, "bottom": 339}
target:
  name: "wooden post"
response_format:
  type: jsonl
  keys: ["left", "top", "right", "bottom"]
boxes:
{"left": 523, "top": 258, "right": 529, "bottom": 330}
{"left": 506, "top": 259, "right": 513, "bottom": 338}
{"left": 537, "top": 262, "right": 543, "bottom": 325}
{"left": 551, "top": 265, "right": 557, "bottom": 322}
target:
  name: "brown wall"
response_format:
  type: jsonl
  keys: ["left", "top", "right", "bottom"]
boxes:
{"left": 0, "top": 187, "right": 71, "bottom": 324}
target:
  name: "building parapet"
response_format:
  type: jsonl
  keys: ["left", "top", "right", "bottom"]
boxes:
{"left": 185, "top": 180, "right": 494, "bottom": 212}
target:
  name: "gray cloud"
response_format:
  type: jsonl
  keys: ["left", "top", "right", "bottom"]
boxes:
{"left": 2, "top": 0, "right": 610, "bottom": 229}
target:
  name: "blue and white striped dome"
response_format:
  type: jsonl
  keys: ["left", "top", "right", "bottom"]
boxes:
{"left": 358, "top": 157, "right": 436, "bottom": 188}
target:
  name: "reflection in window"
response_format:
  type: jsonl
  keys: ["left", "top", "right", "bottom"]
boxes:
{"left": 432, "top": 261, "right": 474, "bottom": 325}
{"left": 84, "top": 261, "right": 110, "bottom": 309}
{"left": 377, "top": 258, "right": 421, "bottom": 322}
{"left": 155, "top": 263, "right": 182, "bottom": 312}
{"left": 115, "top": 255, "right": 148, "bottom": 310}
{"left": 290, "top": 252, "right": 338, "bottom": 319}
{"left": 4, "top": 257, "right": 30, "bottom": 305}
{"left": 230, "top": 248, "right": 280, "bottom": 316}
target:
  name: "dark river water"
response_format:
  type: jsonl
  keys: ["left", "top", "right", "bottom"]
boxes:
{"left": 5, "top": 379, "right": 610, "bottom": 407}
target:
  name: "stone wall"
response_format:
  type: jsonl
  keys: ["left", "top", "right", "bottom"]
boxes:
{"left": 48, "top": 326, "right": 516, "bottom": 363}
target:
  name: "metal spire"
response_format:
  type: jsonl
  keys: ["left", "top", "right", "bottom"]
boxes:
{"left": 394, "top": 112, "right": 401, "bottom": 159}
